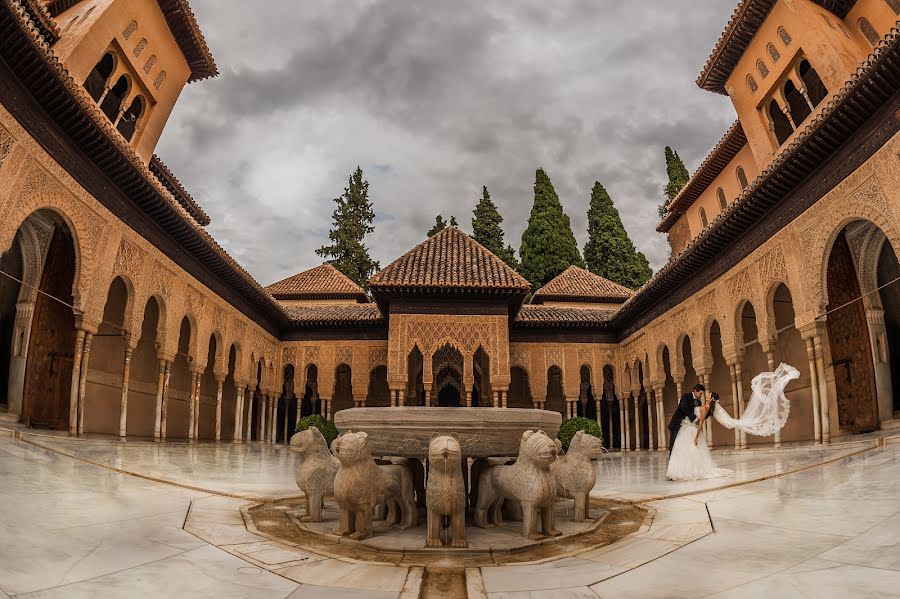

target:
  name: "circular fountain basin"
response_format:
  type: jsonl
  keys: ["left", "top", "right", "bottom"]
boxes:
{"left": 333, "top": 407, "right": 562, "bottom": 459}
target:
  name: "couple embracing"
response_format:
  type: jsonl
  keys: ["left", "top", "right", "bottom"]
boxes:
{"left": 665, "top": 363, "right": 801, "bottom": 482}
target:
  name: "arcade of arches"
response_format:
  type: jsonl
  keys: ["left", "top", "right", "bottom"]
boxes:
{"left": 0, "top": 0, "right": 898, "bottom": 453}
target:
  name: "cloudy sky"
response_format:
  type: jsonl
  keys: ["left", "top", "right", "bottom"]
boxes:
{"left": 157, "top": 0, "right": 738, "bottom": 287}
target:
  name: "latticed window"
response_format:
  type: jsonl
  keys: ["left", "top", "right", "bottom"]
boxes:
{"left": 717, "top": 188, "right": 727, "bottom": 210}
{"left": 133, "top": 38, "right": 147, "bottom": 58}
{"left": 154, "top": 70, "right": 166, "bottom": 90}
{"left": 746, "top": 74, "right": 758, "bottom": 93}
{"left": 777, "top": 26, "right": 791, "bottom": 45}
{"left": 767, "top": 43, "right": 780, "bottom": 62}
{"left": 858, "top": 18, "right": 880, "bottom": 47}
{"left": 757, "top": 59, "right": 769, "bottom": 78}
{"left": 886, "top": 0, "right": 899, "bottom": 15}
{"left": 736, "top": 167, "right": 749, "bottom": 190}
{"left": 143, "top": 55, "right": 157, "bottom": 74}
{"left": 699, "top": 208, "right": 709, "bottom": 228}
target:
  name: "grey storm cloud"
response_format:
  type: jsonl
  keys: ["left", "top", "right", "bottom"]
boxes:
{"left": 156, "top": 0, "right": 739, "bottom": 286}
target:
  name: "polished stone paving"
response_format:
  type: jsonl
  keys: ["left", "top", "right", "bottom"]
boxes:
{"left": 0, "top": 430, "right": 897, "bottom": 597}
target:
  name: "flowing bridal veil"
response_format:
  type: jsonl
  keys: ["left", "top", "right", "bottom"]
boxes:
{"left": 712, "top": 363, "right": 800, "bottom": 436}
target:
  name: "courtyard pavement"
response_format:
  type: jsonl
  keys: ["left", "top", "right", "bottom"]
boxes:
{"left": 0, "top": 427, "right": 898, "bottom": 598}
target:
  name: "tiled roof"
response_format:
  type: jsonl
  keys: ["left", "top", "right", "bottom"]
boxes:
{"left": 266, "top": 264, "right": 368, "bottom": 301}
{"left": 618, "top": 24, "right": 900, "bottom": 337}
{"left": 514, "top": 305, "right": 617, "bottom": 327}
{"left": 149, "top": 155, "right": 210, "bottom": 226}
{"left": 696, "top": 0, "right": 855, "bottom": 94}
{"left": 657, "top": 121, "right": 746, "bottom": 233}
{"left": 532, "top": 266, "right": 633, "bottom": 304}
{"left": 46, "top": 0, "right": 217, "bottom": 82}
{"left": 285, "top": 304, "right": 384, "bottom": 328}
{"left": 369, "top": 227, "right": 531, "bottom": 293}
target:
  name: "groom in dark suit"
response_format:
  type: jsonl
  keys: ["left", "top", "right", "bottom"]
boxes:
{"left": 668, "top": 383, "right": 705, "bottom": 454}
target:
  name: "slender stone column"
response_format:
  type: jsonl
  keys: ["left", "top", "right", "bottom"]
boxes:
{"left": 729, "top": 364, "right": 740, "bottom": 449}
{"left": 233, "top": 383, "right": 245, "bottom": 442}
{"left": 734, "top": 365, "right": 747, "bottom": 449}
{"left": 813, "top": 334, "right": 831, "bottom": 444}
{"left": 646, "top": 389, "right": 655, "bottom": 450}
{"left": 764, "top": 348, "right": 781, "bottom": 448}
{"left": 214, "top": 376, "right": 224, "bottom": 441}
{"left": 493, "top": 390, "right": 500, "bottom": 408}
{"left": 655, "top": 386, "right": 666, "bottom": 451}
{"left": 633, "top": 393, "right": 642, "bottom": 451}
{"left": 153, "top": 359, "right": 166, "bottom": 441}
{"left": 465, "top": 390, "right": 473, "bottom": 408}
{"left": 501, "top": 389, "right": 508, "bottom": 408}
{"left": 77, "top": 332, "right": 94, "bottom": 436}
{"left": 245, "top": 385, "right": 255, "bottom": 441}
{"left": 258, "top": 393, "right": 267, "bottom": 441}
{"left": 194, "top": 371, "right": 203, "bottom": 440}
{"left": 160, "top": 361, "right": 171, "bottom": 440}
{"left": 619, "top": 397, "right": 626, "bottom": 451}
{"left": 68, "top": 329, "right": 86, "bottom": 435}
{"left": 270, "top": 396, "right": 277, "bottom": 444}
{"left": 187, "top": 371, "right": 198, "bottom": 443}
{"left": 623, "top": 393, "right": 631, "bottom": 451}
{"left": 804, "top": 337, "right": 822, "bottom": 443}
{"left": 118, "top": 344, "right": 133, "bottom": 440}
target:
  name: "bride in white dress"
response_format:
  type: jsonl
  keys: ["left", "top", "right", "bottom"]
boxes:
{"left": 666, "top": 363, "right": 800, "bottom": 481}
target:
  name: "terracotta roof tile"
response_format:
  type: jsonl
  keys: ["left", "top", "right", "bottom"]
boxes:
{"left": 267, "top": 264, "right": 368, "bottom": 301}
{"left": 284, "top": 304, "right": 384, "bottom": 327}
{"left": 696, "top": 0, "right": 855, "bottom": 94}
{"left": 149, "top": 155, "right": 210, "bottom": 226}
{"left": 369, "top": 227, "right": 530, "bottom": 292}
{"left": 532, "top": 266, "right": 633, "bottom": 303}
{"left": 514, "top": 305, "right": 617, "bottom": 327}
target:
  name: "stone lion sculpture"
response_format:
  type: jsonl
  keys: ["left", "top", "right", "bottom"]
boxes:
{"left": 332, "top": 431, "right": 417, "bottom": 540}
{"left": 474, "top": 429, "right": 561, "bottom": 540}
{"left": 289, "top": 426, "right": 339, "bottom": 522}
{"left": 551, "top": 430, "right": 603, "bottom": 521}
{"left": 425, "top": 435, "right": 467, "bottom": 548}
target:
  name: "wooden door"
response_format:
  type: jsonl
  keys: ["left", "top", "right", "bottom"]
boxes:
{"left": 826, "top": 232, "right": 878, "bottom": 433}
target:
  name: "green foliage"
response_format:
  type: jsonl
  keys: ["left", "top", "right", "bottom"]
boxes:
{"left": 660, "top": 146, "right": 690, "bottom": 217}
{"left": 428, "top": 214, "right": 449, "bottom": 237}
{"left": 583, "top": 181, "right": 653, "bottom": 289}
{"left": 519, "top": 168, "right": 584, "bottom": 288}
{"left": 295, "top": 415, "right": 339, "bottom": 448}
{"left": 316, "top": 167, "right": 380, "bottom": 289}
{"left": 557, "top": 417, "right": 603, "bottom": 452}
{"left": 471, "top": 186, "right": 518, "bottom": 269}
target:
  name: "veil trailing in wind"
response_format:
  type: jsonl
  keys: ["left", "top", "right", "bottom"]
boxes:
{"left": 712, "top": 363, "right": 800, "bottom": 437}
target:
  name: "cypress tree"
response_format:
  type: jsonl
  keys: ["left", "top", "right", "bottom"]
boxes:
{"left": 315, "top": 166, "right": 380, "bottom": 289}
{"left": 471, "top": 186, "right": 518, "bottom": 268}
{"left": 428, "top": 214, "right": 448, "bottom": 237}
{"left": 519, "top": 168, "right": 584, "bottom": 288}
{"left": 660, "top": 146, "right": 690, "bottom": 217}
{"left": 583, "top": 182, "right": 653, "bottom": 289}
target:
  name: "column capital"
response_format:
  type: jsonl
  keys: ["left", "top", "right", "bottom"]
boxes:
{"left": 797, "top": 320, "right": 825, "bottom": 339}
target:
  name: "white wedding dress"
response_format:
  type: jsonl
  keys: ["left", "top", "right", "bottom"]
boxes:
{"left": 666, "top": 363, "right": 800, "bottom": 482}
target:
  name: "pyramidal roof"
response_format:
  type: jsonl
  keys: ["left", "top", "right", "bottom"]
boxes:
{"left": 266, "top": 264, "right": 368, "bottom": 302}
{"left": 369, "top": 227, "right": 530, "bottom": 297}
{"left": 532, "top": 266, "right": 633, "bottom": 304}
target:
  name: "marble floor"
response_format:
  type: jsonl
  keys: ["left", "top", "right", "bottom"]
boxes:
{"left": 0, "top": 430, "right": 897, "bottom": 597}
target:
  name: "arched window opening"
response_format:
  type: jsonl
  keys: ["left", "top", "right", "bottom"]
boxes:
{"left": 769, "top": 100, "right": 793, "bottom": 146}
{"left": 116, "top": 95, "right": 144, "bottom": 142}
{"left": 858, "top": 18, "right": 880, "bottom": 47}
{"left": 736, "top": 166, "right": 749, "bottom": 190}
{"left": 885, "top": 0, "right": 899, "bottom": 15}
{"left": 99, "top": 75, "right": 128, "bottom": 122}
{"left": 778, "top": 26, "right": 792, "bottom": 46}
{"left": 799, "top": 60, "right": 828, "bottom": 106}
{"left": 746, "top": 74, "right": 758, "bottom": 93}
{"left": 699, "top": 207, "right": 708, "bottom": 228}
{"left": 756, "top": 59, "right": 769, "bottom": 78}
{"left": 784, "top": 79, "right": 811, "bottom": 127}
{"left": 122, "top": 20, "right": 137, "bottom": 40}
{"left": 154, "top": 70, "right": 166, "bottom": 90}
{"left": 717, "top": 188, "right": 727, "bottom": 210}
{"left": 133, "top": 38, "right": 147, "bottom": 58}
{"left": 767, "top": 43, "right": 780, "bottom": 62}
{"left": 143, "top": 54, "right": 157, "bottom": 74}
{"left": 64, "top": 16, "right": 79, "bottom": 32}
{"left": 83, "top": 52, "right": 114, "bottom": 102}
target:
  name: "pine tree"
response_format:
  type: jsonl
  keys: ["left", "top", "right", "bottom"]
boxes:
{"left": 471, "top": 186, "right": 518, "bottom": 268}
{"left": 315, "top": 166, "right": 379, "bottom": 289}
{"left": 519, "top": 168, "right": 584, "bottom": 288}
{"left": 449, "top": 215, "right": 458, "bottom": 227}
{"left": 659, "top": 146, "right": 690, "bottom": 217}
{"left": 428, "top": 214, "right": 448, "bottom": 237}
{"left": 583, "top": 181, "right": 653, "bottom": 289}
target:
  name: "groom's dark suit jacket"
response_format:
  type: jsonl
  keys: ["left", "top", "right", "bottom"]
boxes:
{"left": 668, "top": 393, "right": 700, "bottom": 432}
